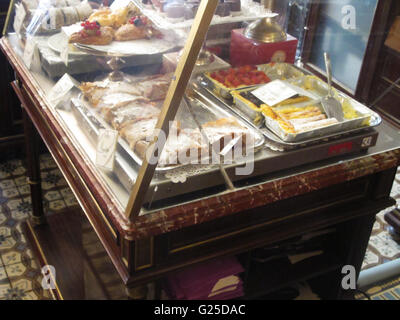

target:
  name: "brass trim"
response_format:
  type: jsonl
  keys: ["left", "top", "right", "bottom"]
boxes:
{"left": 26, "top": 177, "right": 40, "bottom": 185}
{"left": 134, "top": 237, "right": 154, "bottom": 271}
{"left": 382, "top": 76, "right": 400, "bottom": 91}
{"left": 27, "top": 222, "right": 64, "bottom": 301}
{"left": 122, "top": 257, "right": 129, "bottom": 268}
{"left": 2, "top": 0, "right": 15, "bottom": 37}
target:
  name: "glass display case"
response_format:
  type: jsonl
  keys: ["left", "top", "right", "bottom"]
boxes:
{"left": 2, "top": 0, "right": 400, "bottom": 301}
{"left": 1, "top": 0, "right": 385, "bottom": 220}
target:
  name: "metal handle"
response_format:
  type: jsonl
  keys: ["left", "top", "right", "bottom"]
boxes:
{"left": 324, "top": 52, "right": 333, "bottom": 97}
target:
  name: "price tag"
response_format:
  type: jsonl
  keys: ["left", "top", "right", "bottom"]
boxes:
{"left": 60, "top": 44, "right": 69, "bottom": 66}
{"left": 13, "top": 4, "right": 27, "bottom": 36}
{"left": 23, "top": 37, "right": 37, "bottom": 69}
{"left": 48, "top": 74, "right": 80, "bottom": 105}
{"left": 96, "top": 129, "right": 119, "bottom": 171}
{"left": 251, "top": 80, "right": 298, "bottom": 107}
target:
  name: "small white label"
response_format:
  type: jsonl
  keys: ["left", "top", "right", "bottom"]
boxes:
{"left": 13, "top": 4, "right": 26, "bottom": 36}
{"left": 96, "top": 129, "right": 119, "bottom": 171}
{"left": 48, "top": 74, "right": 80, "bottom": 105}
{"left": 23, "top": 37, "right": 37, "bottom": 69}
{"left": 251, "top": 80, "right": 298, "bottom": 106}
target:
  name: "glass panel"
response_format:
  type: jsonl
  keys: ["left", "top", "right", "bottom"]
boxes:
{"left": 4, "top": 0, "right": 278, "bottom": 215}
{"left": 3, "top": 0, "right": 384, "bottom": 218}
{"left": 308, "top": 0, "right": 378, "bottom": 91}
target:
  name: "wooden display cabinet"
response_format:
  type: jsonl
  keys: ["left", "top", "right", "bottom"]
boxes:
{"left": 1, "top": 0, "right": 400, "bottom": 300}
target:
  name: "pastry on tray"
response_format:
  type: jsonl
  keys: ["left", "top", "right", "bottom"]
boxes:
{"left": 87, "top": 7, "right": 126, "bottom": 28}
{"left": 115, "top": 15, "right": 162, "bottom": 41}
{"left": 115, "top": 21, "right": 147, "bottom": 41}
{"left": 69, "top": 21, "right": 114, "bottom": 45}
{"left": 79, "top": 73, "right": 254, "bottom": 167}
{"left": 262, "top": 105, "right": 339, "bottom": 134}
{"left": 79, "top": 73, "right": 172, "bottom": 107}
{"left": 69, "top": 4, "right": 161, "bottom": 45}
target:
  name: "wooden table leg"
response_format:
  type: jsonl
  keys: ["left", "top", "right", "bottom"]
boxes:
{"left": 125, "top": 285, "right": 148, "bottom": 300}
{"left": 22, "top": 107, "right": 45, "bottom": 226}
{"left": 385, "top": 208, "right": 400, "bottom": 239}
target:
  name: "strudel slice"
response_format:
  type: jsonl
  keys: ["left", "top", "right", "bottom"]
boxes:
{"left": 202, "top": 118, "right": 254, "bottom": 152}
{"left": 80, "top": 81, "right": 143, "bottom": 107}
{"left": 109, "top": 102, "right": 161, "bottom": 130}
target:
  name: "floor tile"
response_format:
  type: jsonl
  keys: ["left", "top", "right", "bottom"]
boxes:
{"left": 48, "top": 200, "right": 66, "bottom": 211}
{"left": 0, "top": 214, "right": 6, "bottom": 226}
{"left": 60, "top": 187, "right": 74, "bottom": 198}
{"left": 11, "top": 209, "right": 31, "bottom": 221}
{"left": 0, "top": 283, "right": 12, "bottom": 298}
{"left": 1, "top": 188, "right": 19, "bottom": 199}
{"left": 0, "top": 287, "right": 39, "bottom": 300}
{"left": 1, "top": 250, "right": 34, "bottom": 266}
{"left": 0, "top": 180, "right": 16, "bottom": 190}
{"left": 44, "top": 191, "right": 62, "bottom": 202}
{"left": 13, "top": 175, "right": 28, "bottom": 187}
{"left": 17, "top": 185, "right": 31, "bottom": 196}
{"left": 0, "top": 267, "right": 8, "bottom": 283}
{"left": 6, "top": 198, "right": 31, "bottom": 212}
{"left": 0, "top": 170, "right": 11, "bottom": 179}
{"left": 64, "top": 195, "right": 78, "bottom": 207}
{"left": 0, "top": 236, "right": 17, "bottom": 251}
{"left": 0, "top": 226, "right": 12, "bottom": 238}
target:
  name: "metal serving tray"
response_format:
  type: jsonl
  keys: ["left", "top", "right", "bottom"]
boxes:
{"left": 231, "top": 84, "right": 319, "bottom": 129}
{"left": 70, "top": 92, "right": 265, "bottom": 188}
{"left": 201, "top": 63, "right": 305, "bottom": 99}
{"left": 264, "top": 76, "right": 382, "bottom": 142}
{"left": 192, "top": 80, "right": 382, "bottom": 150}
{"left": 67, "top": 96, "right": 381, "bottom": 206}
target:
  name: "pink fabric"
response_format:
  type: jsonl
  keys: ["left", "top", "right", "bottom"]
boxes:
{"left": 165, "top": 257, "right": 244, "bottom": 300}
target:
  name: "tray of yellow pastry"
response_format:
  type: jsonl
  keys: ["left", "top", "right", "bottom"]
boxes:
{"left": 230, "top": 76, "right": 381, "bottom": 142}
{"left": 260, "top": 77, "right": 381, "bottom": 142}
{"left": 231, "top": 87, "right": 315, "bottom": 128}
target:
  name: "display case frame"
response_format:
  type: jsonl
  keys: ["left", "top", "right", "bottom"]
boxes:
{"left": 2, "top": 0, "right": 400, "bottom": 300}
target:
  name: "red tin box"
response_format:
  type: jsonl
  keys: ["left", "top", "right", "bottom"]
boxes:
{"left": 230, "top": 28, "right": 298, "bottom": 67}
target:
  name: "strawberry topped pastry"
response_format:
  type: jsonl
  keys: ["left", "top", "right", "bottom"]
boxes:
{"left": 209, "top": 65, "right": 271, "bottom": 89}
{"left": 69, "top": 20, "right": 114, "bottom": 45}
{"left": 115, "top": 15, "right": 162, "bottom": 41}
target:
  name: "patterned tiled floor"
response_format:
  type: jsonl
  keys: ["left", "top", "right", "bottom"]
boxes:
{"left": 362, "top": 170, "right": 400, "bottom": 270}
{"left": 0, "top": 153, "right": 400, "bottom": 300}
{"left": 0, "top": 154, "right": 78, "bottom": 300}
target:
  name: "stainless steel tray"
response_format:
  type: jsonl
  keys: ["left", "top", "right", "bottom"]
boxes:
{"left": 264, "top": 76, "right": 381, "bottom": 142}
{"left": 201, "top": 63, "right": 305, "bottom": 100}
{"left": 192, "top": 80, "right": 382, "bottom": 150}
{"left": 72, "top": 92, "right": 265, "bottom": 172}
